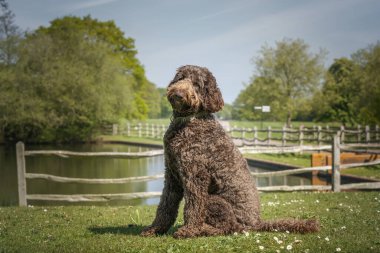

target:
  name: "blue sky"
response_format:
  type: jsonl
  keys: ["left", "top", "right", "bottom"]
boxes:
{"left": 9, "top": 0, "right": 380, "bottom": 103}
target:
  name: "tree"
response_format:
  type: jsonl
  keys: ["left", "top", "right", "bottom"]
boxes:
{"left": 232, "top": 77, "right": 284, "bottom": 121}
{"left": 312, "top": 58, "right": 361, "bottom": 125}
{"left": 313, "top": 43, "right": 380, "bottom": 125}
{"left": 37, "top": 16, "right": 160, "bottom": 119}
{"left": 216, "top": 103, "right": 233, "bottom": 120}
{"left": 0, "top": 17, "right": 139, "bottom": 142}
{"left": 0, "top": 15, "right": 165, "bottom": 142}
{"left": 12, "top": 34, "right": 133, "bottom": 141}
{"left": 157, "top": 87, "right": 172, "bottom": 118}
{"left": 252, "top": 38, "right": 326, "bottom": 126}
{"left": 353, "top": 42, "right": 380, "bottom": 124}
{"left": 0, "top": 0, "right": 22, "bottom": 65}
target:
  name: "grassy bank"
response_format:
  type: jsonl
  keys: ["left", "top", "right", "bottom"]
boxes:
{"left": 96, "top": 135, "right": 163, "bottom": 146}
{"left": 244, "top": 153, "right": 380, "bottom": 180}
{"left": 244, "top": 153, "right": 311, "bottom": 168}
{"left": 1, "top": 192, "right": 379, "bottom": 252}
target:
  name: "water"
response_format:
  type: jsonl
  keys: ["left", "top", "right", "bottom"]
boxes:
{"left": 0, "top": 143, "right": 310, "bottom": 206}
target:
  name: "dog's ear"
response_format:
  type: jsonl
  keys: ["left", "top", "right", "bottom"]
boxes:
{"left": 202, "top": 70, "right": 224, "bottom": 113}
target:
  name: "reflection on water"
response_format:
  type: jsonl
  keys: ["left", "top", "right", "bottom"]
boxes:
{"left": 250, "top": 167, "right": 311, "bottom": 188}
{"left": 0, "top": 144, "right": 310, "bottom": 206}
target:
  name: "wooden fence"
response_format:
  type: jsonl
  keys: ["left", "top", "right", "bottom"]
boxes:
{"left": 16, "top": 142, "right": 164, "bottom": 206}
{"left": 249, "top": 136, "right": 380, "bottom": 192}
{"left": 106, "top": 123, "right": 380, "bottom": 146}
{"left": 16, "top": 136, "right": 380, "bottom": 206}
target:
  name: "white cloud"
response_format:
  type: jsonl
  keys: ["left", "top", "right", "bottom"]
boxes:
{"left": 69, "top": 0, "right": 121, "bottom": 11}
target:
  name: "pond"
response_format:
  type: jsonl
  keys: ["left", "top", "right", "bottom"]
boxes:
{"left": 0, "top": 143, "right": 310, "bottom": 206}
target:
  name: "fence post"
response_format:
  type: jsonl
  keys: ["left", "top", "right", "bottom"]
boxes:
{"left": 357, "top": 125, "right": 361, "bottom": 142}
{"left": 299, "top": 125, "right": 304, "bottom": 146}
{"left": 151, "top": 124, "right": 155, "bottom": 138}
{"left": 138, "top": 123, "right": 142, "bottom": 137}
{"left": 253, "top": 126, "right": 258, "bottom": 146}
{"left": 340, "top": 125, "right": 345, "bottom": 144}
{"left": 317, "top": 126, "right": 322, "bottom": 146}
{"left": 365, "top": 125, "right": 370, "bottom": 143}
{"left": 267, "top": 126, "right": 271, "bottom": 145}
{"left": 161, "top": 125, "right": 166, "bottom": 138}
{"left": 332, "top": 134, "right": 341, "bottom": 192}
{"left": 282, "top": 125, "right": 286, "bottom": 147}
{"left": 145, "top": 123, "right": 149, "bottom": 137}
{"left": 127, "top": 122, "right": 130, "bottom": 136}
{"left": 376, "top": 125, "right": 379, "bottom": 142}
{"left": 16, "top": 142, "right": 27, "bottom": 206}
{"left": 112, "top": 124, "right": 118, "bottom": 136}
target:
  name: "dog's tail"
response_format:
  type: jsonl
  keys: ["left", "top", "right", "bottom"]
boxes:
{"left": 256, "top": 218, "right": 320, "bottom": 234}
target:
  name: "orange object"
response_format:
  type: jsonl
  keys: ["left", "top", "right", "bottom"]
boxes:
{"left": 311, "top": 152, "right": 378, "bottom": 185}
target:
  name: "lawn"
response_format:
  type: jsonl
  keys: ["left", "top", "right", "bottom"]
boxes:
{"left": 0, "top": 192, "right": 379, "bottom": 252}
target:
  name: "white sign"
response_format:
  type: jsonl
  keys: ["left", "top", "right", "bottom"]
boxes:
{"left": 254, "top": 105, "right": 270, "bottom": 112}
{"left": 262, "top": 105, "right": 271, "bottom": 112}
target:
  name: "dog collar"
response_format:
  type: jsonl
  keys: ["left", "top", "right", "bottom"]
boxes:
{"left": 170, "top": 112, "right": 212, "bottom": 124}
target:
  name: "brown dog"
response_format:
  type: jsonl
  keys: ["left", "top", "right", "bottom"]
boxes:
{"left": 141, "top": 65, "right": 319, "bottom": 238}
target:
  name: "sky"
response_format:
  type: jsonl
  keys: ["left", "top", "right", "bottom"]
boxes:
{"left": 9, "top": 0, "right": 380, "bottom": 104}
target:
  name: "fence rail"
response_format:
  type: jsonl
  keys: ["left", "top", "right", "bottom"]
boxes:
{"left": 16, "top": 136, "right": 380, "bottom": 206}
{"left": 106, "top": 123, "right": 380, "bottom": 146}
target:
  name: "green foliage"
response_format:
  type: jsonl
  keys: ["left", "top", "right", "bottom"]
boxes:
{"left": 233, "top": 77, "right": 285, "bottom": 121}
{"left": 234, "top": 38, "right": 326, "bottom": 125}
{"left": 3, "top": 31, "right": 134, "bottom": 142}
{"left": 216, "top": 103, "right": 233, "bottom": 120}
{"left": 354, "top": 42, "right": 380, "bottom": 124}
{"left": 0, "top": 13, "right": 162, "bottom": 142}
{"left": 36, "top": 15, "right": 161, "bottom": 120}
{"left": 129, "top": 94, "right": 149, "bottom": 120}
{"left": 313, "top": 42, "right": 380, "bottom": 125}
{"left": 157, "top": 87, "right": 172, "bottom": 118}
{"left": 312, "top": 58, "right": 361, "bottom": 125}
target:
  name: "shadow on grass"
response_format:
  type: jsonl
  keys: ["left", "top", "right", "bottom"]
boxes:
{"left": 88, "top": 224, "right": 144, "bottom": 236}
{"left": 88, "top": 224, "right": 181, "bottom": 236}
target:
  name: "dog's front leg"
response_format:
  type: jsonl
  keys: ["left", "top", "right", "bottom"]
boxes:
{"left": 173, "top": 164, "right": 209, "bottom": 238}
{"left": 141, "top": 166, "right": 183, "bottom": 236}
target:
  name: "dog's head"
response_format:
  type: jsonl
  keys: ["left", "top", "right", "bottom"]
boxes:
{"left": 167, "top": 65, "right": 224, "bottom": 116}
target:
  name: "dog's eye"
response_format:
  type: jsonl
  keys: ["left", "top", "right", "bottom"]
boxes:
{"left": 193, "top": 83, "right": 202, "bottom": 90}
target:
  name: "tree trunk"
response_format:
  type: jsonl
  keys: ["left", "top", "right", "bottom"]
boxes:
{"left": 286, "top": 112, "right": 292, "bottom": 128}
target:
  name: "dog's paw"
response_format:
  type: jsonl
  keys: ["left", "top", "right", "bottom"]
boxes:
{"left": 140, "top": 226, "right": 160, "bottom": 237}
{"left": 173, "top": 226, "right": 198, "bottom": 239}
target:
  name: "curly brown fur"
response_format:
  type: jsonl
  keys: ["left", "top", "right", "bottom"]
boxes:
{"left": 141, "top": 65, "right": 320, "bottom": 239}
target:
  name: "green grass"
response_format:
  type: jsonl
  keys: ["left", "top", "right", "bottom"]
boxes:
{"left": 1, "top": 192, "right": 379, "bottom": 252}
{"left": 244, "top": 153, "right": 312, "bottom": 168}
{"left": 342, "top": 166, "right": 380, "bottom": 180}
